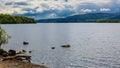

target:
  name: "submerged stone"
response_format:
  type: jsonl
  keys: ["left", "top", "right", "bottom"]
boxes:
{"left": 61, "top": 44, "right": 71, "bottom": 48}
{"left": 51, "top": 47, "right": 55, "bottom": 49}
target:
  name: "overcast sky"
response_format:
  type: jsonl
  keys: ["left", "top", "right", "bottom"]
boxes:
{"left": 0, "top": 0, "right": 120, "bottom": 19}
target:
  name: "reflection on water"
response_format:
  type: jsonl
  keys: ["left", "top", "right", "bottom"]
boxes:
{"left": 1, "top": 23, "right": 120, "bottom": 68}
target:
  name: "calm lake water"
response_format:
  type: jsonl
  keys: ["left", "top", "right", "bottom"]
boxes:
{"left": 1, "top": 23, "right": 120, "bottom": 68}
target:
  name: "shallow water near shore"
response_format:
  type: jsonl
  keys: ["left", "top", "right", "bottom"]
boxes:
{"left": 1, "top": 23, "right": 120, "bottom": 68}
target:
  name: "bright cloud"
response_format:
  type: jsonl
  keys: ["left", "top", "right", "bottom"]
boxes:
{"left": 0, "top": 0, "right": 119, "bottom": 19}
{"left": 80, "top": 9, "right": 96, "bottom": 13}
{"left": 100, "top": 8, "right": 111, "bottom": 12}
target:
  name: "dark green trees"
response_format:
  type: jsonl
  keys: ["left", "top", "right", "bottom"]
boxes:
{"left": 96, "top": 20, "right": 120, "bottom": 23}
{"left": 0, "top": 14, "right": 36, "bottom": 24}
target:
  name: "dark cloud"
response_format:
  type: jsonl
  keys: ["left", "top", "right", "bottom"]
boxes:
{"left": 5, "top": 2, "right": 29, "bottom": 5}
{"left": 15, "top": 2, "right": 29, "bottom": 5}
{"left": 22, "top": 8, "right": 35, "bottom": 12}
{"left": 5, "top": 2, "right": 13, "bottom": 5}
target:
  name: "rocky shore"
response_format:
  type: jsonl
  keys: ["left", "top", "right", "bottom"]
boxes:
{"left": 0, "top": 49, "right": 47, "bottom": 68}
{"left": 0, "top": 60, "right": 47, "bottom": 68}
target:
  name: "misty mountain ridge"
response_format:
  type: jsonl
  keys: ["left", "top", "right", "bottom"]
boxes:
{"left": 37, "top": 13, "right": 120, "bottom": 23}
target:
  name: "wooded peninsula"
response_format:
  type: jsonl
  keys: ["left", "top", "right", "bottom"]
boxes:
{"left": 96, "top": 20, "right": 120, "bottom": 23}
{"left": 0, "top": 14, "right": 36, "bottom": 24}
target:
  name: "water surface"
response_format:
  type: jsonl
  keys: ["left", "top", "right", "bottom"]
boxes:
{"left": 1, "top": 23, "right": 120, "bottom": 68}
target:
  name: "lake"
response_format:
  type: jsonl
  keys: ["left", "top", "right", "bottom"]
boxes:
{"left": 1, "top": 23, "right": 120, "bottom": 68}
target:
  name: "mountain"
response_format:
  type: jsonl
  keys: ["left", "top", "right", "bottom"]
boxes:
{"left": 37, "top": 13, "right": 120, "bottom": 23}
{"left": 109, "top": 13, "right": 120, "bottom": 20}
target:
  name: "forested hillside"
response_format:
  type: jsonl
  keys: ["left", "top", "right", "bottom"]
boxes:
{"left": 0, "top": 14, "right": 36, "bottom": 24}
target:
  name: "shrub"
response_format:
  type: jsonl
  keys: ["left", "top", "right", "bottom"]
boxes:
{"left": 0, "top": 26, "right": 11, "bottom": 48}
{"left": 0, "top": 48, "right": 5, "bottom": 55}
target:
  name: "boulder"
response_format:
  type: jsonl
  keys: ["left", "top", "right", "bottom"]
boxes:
{"left": 23, "top": 41, "right": 29, "bottom": 45}
{"left": 8, "top": 50, "right": 16, "bottom": 56}
{"left": 2, "top": 52, "right": 8, "bottom": 57}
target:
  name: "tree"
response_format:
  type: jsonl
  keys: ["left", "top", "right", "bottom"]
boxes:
{"left": 0, "top": 14, "right": 36, "bottom": 24}
{"left": 0, "top": 26, "right": 11, "bottom": 48}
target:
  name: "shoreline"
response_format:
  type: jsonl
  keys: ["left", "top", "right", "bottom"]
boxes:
{"left": 0, "top": 60, "right": 47, "bottom": 68}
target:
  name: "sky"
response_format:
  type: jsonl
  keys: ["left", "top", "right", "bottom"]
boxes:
{"left": 0, "top": 0, "right": 120, "bottom": 19}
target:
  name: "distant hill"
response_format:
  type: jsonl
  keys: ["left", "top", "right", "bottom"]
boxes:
{"left": 37, "top": 13, "right": 120, "bottom": 23}
{"left": 0, "top": 14, "right": 36, "bottom": 24}
{"left": 109, "top": 13, "right": 120, "bottom": 20}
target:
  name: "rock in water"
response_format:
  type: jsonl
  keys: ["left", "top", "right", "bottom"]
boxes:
{"left": 61, "top": 44, "right": 71, "bottom": 48}
{"left": 23, "top": 41, "right": 29, "bottom": 45}
{"left": 29, "top": 51, "right": 32, "bottom": 53}
{"left": 22, "top": 50, "right": 27, "bottom": 53}
{"left": 51, "top": 47, "right": 55, "bottom": 49}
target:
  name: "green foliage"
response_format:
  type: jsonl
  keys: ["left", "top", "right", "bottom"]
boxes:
{"left": 0, "top": 14, "right": 36, "bottom": 24}
{"left": 0, "top": 48, "right": 5, "bottom": 52}
{"left": 0, "top": 48, "right": 5, "bottom": 55}
{"left": 0, "top": 27, "right": 11, "bottom": 47}
{"left": 96, "top": 20, "right": 120, "bottom": 23}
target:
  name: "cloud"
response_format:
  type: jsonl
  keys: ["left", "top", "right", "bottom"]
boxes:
{"left": 5, "top": 2, "right": 28, "bottom": 5}
{"left": 80, "top": 9, "right": 96, "bottom": 13}
{"left": 100, "top": 8, "right": 111, "bottom": 12}
{"left": 0, "top": 0, "right": 119, "bottom": 19}
{"left": 46, "top": 13, "right": 57, "bottom": 18}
